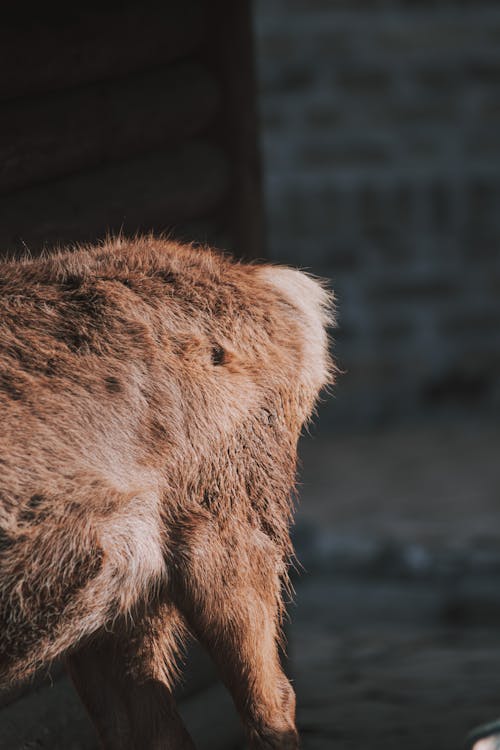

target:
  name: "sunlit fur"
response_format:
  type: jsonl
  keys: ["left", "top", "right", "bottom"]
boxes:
{"left": 0, "top": 236, "right": 334, "bottom": 749}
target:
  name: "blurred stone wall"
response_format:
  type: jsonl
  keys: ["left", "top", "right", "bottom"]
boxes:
{"left": 253, "top": 0, "right": 500, "bottom": 426}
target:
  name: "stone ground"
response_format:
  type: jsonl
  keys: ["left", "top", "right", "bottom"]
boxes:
{"left": 291, "top": 576, "right": 500, "bottom": 750}
{"left": 285, "top": 416, "right": 500, "bottom": 750}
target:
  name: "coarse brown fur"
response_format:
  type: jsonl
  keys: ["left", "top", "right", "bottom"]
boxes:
{"left": 0, "top": 236, "right": 334, "bottom": 749}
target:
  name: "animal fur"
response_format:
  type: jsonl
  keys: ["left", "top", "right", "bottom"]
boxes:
{"left": 0, "top": 236, "right": 333, "bottom": 749}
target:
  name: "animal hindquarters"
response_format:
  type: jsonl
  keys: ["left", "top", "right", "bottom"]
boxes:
{"left": 0, "top": 487, "right": 165, "bottom": 688}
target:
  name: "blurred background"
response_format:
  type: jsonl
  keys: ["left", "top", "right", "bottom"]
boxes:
{"left": 256, "top": 0, "right": 500, "bottom": 427}
{"left": 256, "top": 4, "right": 500, "bottom": 749}
{"left": 1, "top": 2, "right": 500, "bottom": 749}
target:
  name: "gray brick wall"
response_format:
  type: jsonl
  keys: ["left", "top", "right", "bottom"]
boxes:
{"left": 253, "top": 0, "right": 500, "bottom": 425}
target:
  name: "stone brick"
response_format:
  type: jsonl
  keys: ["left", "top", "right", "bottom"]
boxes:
{"left": 300, "top": 141, "right": 390, "bottom": 169}
{"left": 368, "top": 276, "right": 456, "bottom": 303}
{"left": 393, "top": 183, "right": 414, "bottom": 226}
{"left": 360, "top": 186, "right": 390, "bottom": 232}
{"left": 336, "top": 68, "right": 392, "bottom": 94}
{"left": 374, "top": 23, "right": 488, "bottom": 57}
{"left": 430, "top": 181, "right": 454, "bottom": 234}
{"left": 466, "top": 61, "right": 500, "bottom": 85}
{"left": 374, "top": 315, "right": 416, "bottom": 341}
{"left": 463, "top": 180, "right": 500, "bottom": 237}
{"left": 466, "top": 130, "right": 500, "bottom": 160}
{"left": 284, "top": 0, "right": 391, "bottom": 9}
{"left": 405, "top": 136, "right": 448, "bottom": 165}
{"left": 416, "top": 65, "right": 464, "bottom": 93}
{"left": 305, "top": 105, "right": 342, "bottom": 128}
{"left": 389, "top": 99, "right": 459, "bottom": 125}
{"left": 260, "top": 64, "right": 316, "bottom": 95}
{"left": 479, "top": 96, "right": 500, "bottom": 122}
{"left": 442, "top": 310, "right": 500, "bottom": 337}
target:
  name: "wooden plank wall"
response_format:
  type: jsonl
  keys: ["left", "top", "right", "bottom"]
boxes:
{"left": 0, "top": 1, "right": 261, "bottom": 746}
{"left": 0, "top": 0, "right": 264, "bottom": 259}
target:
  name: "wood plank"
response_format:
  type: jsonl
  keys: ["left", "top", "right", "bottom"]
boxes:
{"left": 201, "top": 0, "right": 265, "bottom": 260}
{"left": 0, "top": 3, "right": 204, "bottom": 101}
{"left": 0, "top": 62, "right": 220, "bottom": 194}
{"left": 0, "top": 141, "right": 230, "bottom": 255}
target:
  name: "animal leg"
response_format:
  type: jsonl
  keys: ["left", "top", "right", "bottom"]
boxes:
{"left": 67, "top": 602, "right": 195, "bottom": 750}
{"left": 173, "top": 530, "right": 299, "bottom": 749}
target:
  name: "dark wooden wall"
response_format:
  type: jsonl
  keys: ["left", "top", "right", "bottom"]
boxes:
{"left": 0, "top": 3, "right": 261, "bottom": 745}
{"left": 0, "top": 1, "right": 264, "bottom": 259}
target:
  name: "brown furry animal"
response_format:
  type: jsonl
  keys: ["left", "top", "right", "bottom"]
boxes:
{"left": 0, "top": 236, "right": 333, "bottom": 749}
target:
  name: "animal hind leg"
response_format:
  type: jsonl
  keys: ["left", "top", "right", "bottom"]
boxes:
{"left": 172, "top": 527, "right": 299, "bottom": 750}
{"left": 67, "top": 601, "right": 195, "bottom": 750}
